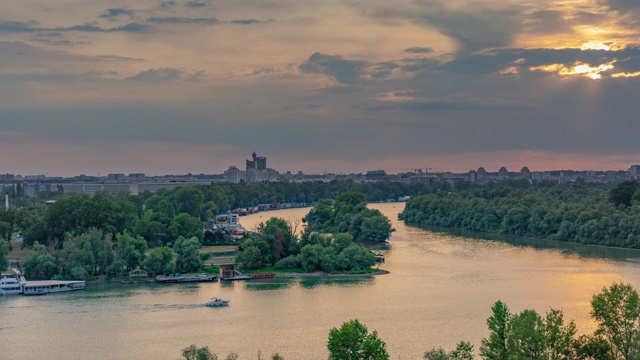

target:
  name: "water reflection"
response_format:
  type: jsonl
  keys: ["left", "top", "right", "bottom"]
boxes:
{"left": 418, "top": 224, "right": 640, "bottom": 261}
{"left": 299, "top": 277, "right": 374, "bottom": 289}
{"left": 243, "top": 279, "right": 294, "bottom": 291}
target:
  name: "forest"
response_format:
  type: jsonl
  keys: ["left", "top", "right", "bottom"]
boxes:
{"left": 400, "top": 179, "right": 640, "bottom": 248}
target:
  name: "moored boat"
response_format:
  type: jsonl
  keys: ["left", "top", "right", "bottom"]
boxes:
{"left": 21, "top": 280, "right": 86, "bottom": 296}
{"left": 0, "top": 275, "right": 23, "bottom": 295}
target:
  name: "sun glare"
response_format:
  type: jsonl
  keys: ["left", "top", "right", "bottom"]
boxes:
{"left": 530, "top": 61, "right": 615, "bottom": 80}
{"left": 580, "top": 41, "right": 611, "bottom": 51}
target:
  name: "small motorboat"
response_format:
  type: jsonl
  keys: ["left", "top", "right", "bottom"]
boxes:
{"left": 205, "top": 297, "right": 229, "bottom": 307}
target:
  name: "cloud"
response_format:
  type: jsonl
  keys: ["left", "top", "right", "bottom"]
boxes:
{"left": 525, "top": 10, "right": 572, "bottom": 35}
{"left": 147, "top": 17, "right": 219, "bottom": 25}
{"left": 100, "top": 8, "right": 135, "bottom": 20}
{"left": 607, "top": 0, "right": 640, "bottom": 12}
{"left": 0, "top": 20, "right": 149, "bottom": 33}
{"left": 160, "top": 1, "right": 177, "bottom": 8}
{"left": 404, "top": 47, "right": 433, "bottom": 54}
{"left": 299, "top": 52, "right": 367, "bottom": 84}
{"left": 230, "top": 19, "right": 261, "bottom": 25}
{"left": 125, "top": 68, "right": 184, "bottom": 82}
{"left": 185, "top": 1, "right": 210, "bottom": 8}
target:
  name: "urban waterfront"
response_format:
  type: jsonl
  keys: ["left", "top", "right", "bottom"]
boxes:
{"left": 3, "top": 203, "right": 640, "bottom": 360}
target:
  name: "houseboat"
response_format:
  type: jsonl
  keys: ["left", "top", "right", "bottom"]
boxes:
{"left": 21, "top": 280, "right": 86, "bottom": 296}
{"left": 0, "top": 275, "right": 23, "bottom": 295}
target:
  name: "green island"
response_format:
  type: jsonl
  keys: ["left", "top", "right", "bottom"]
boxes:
{"left": 1, "top": 181, "right": 396, "bottom": 279}
{"left": 236, "top": 192, "right": 392, "bottom": 274}
{"left": 180, "top": 282, "right": 640, "bottom": 360}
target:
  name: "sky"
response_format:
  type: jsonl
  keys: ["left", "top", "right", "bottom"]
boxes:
{"left": 1, "top": 0, "right": 640, "bottom": 176}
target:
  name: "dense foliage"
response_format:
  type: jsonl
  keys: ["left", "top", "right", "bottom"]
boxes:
{"left": 327, "top": 319, "right": 389, "bottom": 360}
{"left": 400, "top": 179, "right": 640, "bottom": 248}
{"left": 303, "top": 192, "right": 394, "bottom": 242}
{"left": 236, "top": 218, "right": 377, "bottom": 273}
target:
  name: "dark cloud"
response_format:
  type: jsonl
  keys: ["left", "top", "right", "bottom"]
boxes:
{"left": 607, "top": 0, "right": 640, "bottom": 11}
{"left": 437, "top": 47, "right": 640, "bottom": 77}
{"left": 30, "top": 37, "right": 75, "bottom": 46}
{"left": 299, "top": 52, "right": 367, "bottom": 84}
{"left": 100, "top": 8, "right": 135, "bottom": 20}
{"left": 147, "top": 17, "right": 219, "bottom": 25}
{"left": 125, "top": 68, "right": 184, "bottom": 82}
{"left": 230, "top": 19, "right": 264, "bottom": 25}
{"left": 185, "top": 1, "right": 210, "bottom": 8}
{"left": 525, "top": 10, "right": 571, "bottom": 35}
{"left": 0, "top": 21, "right": 40, "bottom": 33}
{"left": 422, "top": 7, "right": 522, "bottom": 54}
{"left": 0, "top": 20, "right": 149, "bottom": 33}
{"left": 404, "top": 47, "right": 433, "bottom": 54}
{"left": 160, "top": 1, "right": 177, "bottom": 8}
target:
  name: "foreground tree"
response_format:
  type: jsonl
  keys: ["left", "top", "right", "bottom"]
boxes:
{"left": 424, "top": 342, "right": 474, "bottom": 360}
{"left": 181, "top": 344, "right": 218, "bottom": 360}
{"left": 480, "top": 301, "right": 511, "bottom": 360}
{"left": 591, "top": 283, "right": 640, "bottom": 360}
{"left": 327, "top": 319, "right": 389, "bottom": 360}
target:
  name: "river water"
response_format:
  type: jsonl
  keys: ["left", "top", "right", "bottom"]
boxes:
{"left": 3, "top": 202, "right": 640, "bottom": 360}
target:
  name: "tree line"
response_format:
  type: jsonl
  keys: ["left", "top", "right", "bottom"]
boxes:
{"left": 180, "top": 282, "right": 640, "bottom": 360}
{"left": 400, "top": 179, "right": 640, "bottom": 248}
{"left": 4, "top": 188, "right": 394, "bottom": 277}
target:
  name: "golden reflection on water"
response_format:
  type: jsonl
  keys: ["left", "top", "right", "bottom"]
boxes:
{"left": 3, "top": 203, "right": 640, "bottom": 359}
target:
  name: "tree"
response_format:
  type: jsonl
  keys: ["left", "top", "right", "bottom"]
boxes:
{"left": 173, "top": 187, "right": 205, "bottom": 219}
{"left": 142, "top": 246, "right": 176, "bottom": 276}
{"left": 424, "top": 342, "right": 474, "bottom": 360}
{"left": 480, "top": 301, "right": 511, "bottom": 360}
{"left": 115, "top": 232, "right": 148, "bottom": 270}
{"left": 591, "top": 283, "right": 640, "bottom": 360}
{"left": 0, "top": 239, "right": 10, "bottom": 272}
{"left": 170, "top": 213, "right": 204, "bottom": 242}
{"left": 327, "top": 319, "right": 389, "bottom": 360}
{"left": 173, "top": 236, "right": 203, "bottom": 273}
{"left": 23, "top": 242, "right": 58, "bottom": 279}
{"left": 181, "top": 344, "right": 218, "bottom": 360}
{"left": 609, "top": 181, "right": 639, "bottom": 207}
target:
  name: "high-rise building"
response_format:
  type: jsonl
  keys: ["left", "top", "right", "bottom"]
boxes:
{"left": 245, "top": 151, "right": 267, "bottom": 171}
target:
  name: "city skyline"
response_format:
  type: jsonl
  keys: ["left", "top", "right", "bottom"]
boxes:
{"left": 1, "top": 1, "right": 640, "bottom": 176}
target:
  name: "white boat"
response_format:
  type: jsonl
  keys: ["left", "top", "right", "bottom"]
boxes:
{"left": 205, "top": 297, "right": 229, "bottom": 307}
{"left": 0, "top": 275, "right": 23, "bottom": 295}
{"left": 21, "top": 280, "right": 86, "bottom": 296}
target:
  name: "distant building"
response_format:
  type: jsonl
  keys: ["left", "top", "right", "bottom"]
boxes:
{"left": 107, "top": 173, "right": 125, "bottom": 181}
{"left": 477, "top": 167, "right": 486, "bottom": 179}
{"left": 224, "top": 166, "right": 244, "bottom": 183}
{"left": 0, "top": 174, "right": 15, "bottom": 182}
{"left": 469, "top": 170, "right": 477, "bottom": 182}
{"left": 520, "top": 166, "right": 531, "bottom": 179}
{"left": 246, "top": 151, "right": 267, "bottom": 171}
{"left": 629, "top": 165, "right": 640, "bottom": 181}
{"left": 498, "top": 167, "right": 508, "bottom": 178}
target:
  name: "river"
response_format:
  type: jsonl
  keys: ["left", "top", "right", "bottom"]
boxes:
{"left": 3, "top": 202, "right": 640, "bottom": 359}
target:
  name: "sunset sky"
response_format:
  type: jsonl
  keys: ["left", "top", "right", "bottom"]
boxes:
{"left": 1, "top": 0, "right": 639, "bottom": 176}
